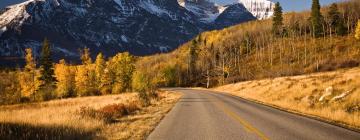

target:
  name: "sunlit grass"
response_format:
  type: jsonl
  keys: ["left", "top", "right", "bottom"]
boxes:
{"left": 215, "top": 67, "right": 360, "bottom": 129}
{"left": 0, "top": 91, "right": 181, "bottom": 139}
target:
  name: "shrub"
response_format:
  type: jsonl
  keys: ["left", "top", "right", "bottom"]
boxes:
{"left": 79, "top": 102, "right": 140, "bottom": 123}
{"left": 33, "top": 85, "right": 56, "bottom": 102}
{"left": 135, "top": 92, "right": 147, "bottom": 107}
{"left": 132, "top": 72, "right": 153, "bottom": 106}
{"left": 125, "top": 100, "right": 141, "bottom": 113}
{"left": 98, "top": 104, "right": 127, "bottom": 122}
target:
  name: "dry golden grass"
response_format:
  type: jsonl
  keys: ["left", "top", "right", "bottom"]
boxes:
{"left": 0, "top": 91, "right": 181, "bottom": 139}
{"left": 215, "top": 67, "right": 360, "bottom": 130}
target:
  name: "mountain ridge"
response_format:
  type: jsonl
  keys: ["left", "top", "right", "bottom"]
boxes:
{"left": 0, "top": 0, "right": 273, "bottom": 64}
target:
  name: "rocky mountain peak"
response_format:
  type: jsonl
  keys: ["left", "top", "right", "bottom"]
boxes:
{"left": 0, "top": 0, "right": 259, "bottom": 65}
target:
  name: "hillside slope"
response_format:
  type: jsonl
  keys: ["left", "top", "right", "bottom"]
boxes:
{"left": 134, "top": 0, "right": 360, "bottom": 88}
{"left": 215, "top": 67, "right": 360, "bottom": 130}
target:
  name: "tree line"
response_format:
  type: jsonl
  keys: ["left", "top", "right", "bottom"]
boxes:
{"left": 0, "top": 39, "right": 146, "bottom": 105}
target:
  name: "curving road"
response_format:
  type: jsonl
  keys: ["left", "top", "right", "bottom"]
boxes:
{"left": 147, "top": 88, "right": 360, "bottom": 140}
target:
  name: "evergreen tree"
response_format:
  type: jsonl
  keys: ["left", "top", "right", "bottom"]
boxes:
{"left": 38, "top": 38, "right": 57, "bottom": 87}
{"left": 272, "top": 2, "right": 283, "bottom": 36}
{"left": 327, "top": 3, "right": 346, "bottom": 36}
{"left": 355, "top": 20, "right": 360, "bottom": 40}
{"left": 311, "top": 0, "right": 324, "bottom": 38}
{"left": 37, "top": 38, "right": 57, "bottom": 101}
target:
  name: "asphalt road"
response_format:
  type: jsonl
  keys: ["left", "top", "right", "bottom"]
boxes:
{"left": 147, "top": 88, "right": 360, "bottom": 140}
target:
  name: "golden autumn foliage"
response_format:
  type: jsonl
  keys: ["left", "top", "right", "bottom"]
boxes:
{"left": 1, "top": 48, "right": 138, "bottom": 105}
{"left": 356, "top": 20, "right": 360, "bottom": 40}
{"left": 80, "top": 48, "right": 92, "bottom": 65}
{"left": 75, "top": 64, "right": 97, "bottom": 96}
{"left": 95, "top": 53, "right": 105, "bottom": 84}
{"left": 18, "top": 48, "right": 39, "bottom": 98}
{"left": 108, "top": 52, "right": 135, "bottom": 93}
{"left": 55, "top": 60, "right": 76, "bottom": 98}
{"left": 75, "top": 48, "right": 98, "bottom": 96}
{"left": 99, "top": 65, "right": 113, "bottom": 95}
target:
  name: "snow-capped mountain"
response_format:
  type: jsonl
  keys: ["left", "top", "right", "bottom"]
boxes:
{"left": 0, "top": 0, "right": 201, "bottom": 60}
{"left": 214, "top": 3, "right": 255, "bottom": 28}
{"left": 206, "top": 0, "right": 275, "bottom": 19}
{"left": 0, "top": 0, "right": 260, "bottom": 63}
{"left": 178, "top": 0, "right": 226, "bottom": 23}
{"left": 239, "top": 0, "right": 274, "bottom": 19}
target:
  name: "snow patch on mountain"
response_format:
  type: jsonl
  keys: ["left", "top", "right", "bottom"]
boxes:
{"left": 178, "top": 1, "right": 185, "bottom": 7}
{"left": 139, "top": 0, "right": 175, "bottom": 19}
{"left": 0, "top": 0, "right": 34, "bottom": 27}
{"left": 208, "top": 0, "right": 238, "bottom": 5}
{"left": 52, "top": 0, "right": 60, "bottom": 6}
{"left": 121, "top": 35, "right": 128, "bottom": 43}
{"left": 178, "top": 0, "right": 228, "bottom": 23}
{"left": 0, "top": 27, "right": 7, "bottom": 37}
{"left": 203, "top": 0, "right": 275, "bottom": 20}
{"left": 54, "top": 47, "right": 78, "bottom": 57}
{"left": 113, "top": 0, "right": 125, "bottom": 11}
{"left": 201, "top": 6, "right": 226, "bottom": 23}
{"left": 238, "top": 0, "right": 274, "bottom": 19}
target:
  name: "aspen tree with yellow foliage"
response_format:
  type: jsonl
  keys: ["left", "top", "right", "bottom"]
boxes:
{"left": 355, "top": 20, "right": 360, "bottom": 40}
{"left": 95, "top": 53, "right": 106, "bottom": 88}
{"left": 108, "top": 52, "right": 135, "bottom": 93}
{"left": 75, "top": 48, "right": 98, "bottom": 96}
{"left": 99, "top": 63, "right": 113, "bottom": 95}
{"left": 18, "top": 48, "right": 38, "bottom": 98}
{"left": 55, "top": 59, "right": 75, "bottom": 98}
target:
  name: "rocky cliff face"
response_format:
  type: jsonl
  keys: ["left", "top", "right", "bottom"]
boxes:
{"left": 0, "top": 0, "right": 258, "bottom": 63}
{"left": 214, "top": 3, "right": 255, "bottom": 29}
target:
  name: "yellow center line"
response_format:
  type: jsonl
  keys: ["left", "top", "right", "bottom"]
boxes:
{"left": 211, "top": 96, "right": 270, "bottom": 140}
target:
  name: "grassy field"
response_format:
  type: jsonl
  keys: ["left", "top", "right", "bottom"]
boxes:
{"left": 0, "top": 91, "right": 181, "bottom": 139}
{"left": 215, "top": 67, "right": 360, "bottom": 130}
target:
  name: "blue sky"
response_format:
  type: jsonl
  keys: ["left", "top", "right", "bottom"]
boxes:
{"left": 211, "top": 0, "right": 345, "bottom": 11}
{"left": 271, "top": 0, "right": 344, "bottom": 12}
